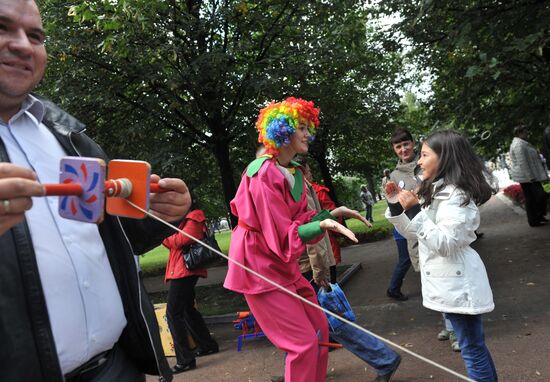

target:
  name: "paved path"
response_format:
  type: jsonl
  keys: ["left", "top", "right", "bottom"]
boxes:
{"left": 147, "top": 194, "right": 550, "bottom": 381}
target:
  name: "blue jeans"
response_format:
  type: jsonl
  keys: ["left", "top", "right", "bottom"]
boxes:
{"left": 388, "top": 238, "right": 411, "bottom": 294}
{"left": 445, "top": 313, "right": 498, "bottom": 382}
{"left": 330, "top": 322, "right": 400, "bottom": 376}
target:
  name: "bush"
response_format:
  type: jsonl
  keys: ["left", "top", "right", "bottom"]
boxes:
{"left": 332, "top": 176, "right": 365, "bottom": 210}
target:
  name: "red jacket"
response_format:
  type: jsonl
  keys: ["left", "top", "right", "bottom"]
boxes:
{"left": 163, "top": 209, "right": 208, "bottom": 281}
{"left": 311, "top": 182, "right": 336, "bottom": 210}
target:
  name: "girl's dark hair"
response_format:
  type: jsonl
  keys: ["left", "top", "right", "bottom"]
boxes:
{"left": 417, "top": 130, "right": 492, "bottom": 207}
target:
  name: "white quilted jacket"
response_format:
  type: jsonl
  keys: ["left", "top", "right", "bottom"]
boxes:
{"left": 386, "top": 184, "right": 494, "bottom": 314}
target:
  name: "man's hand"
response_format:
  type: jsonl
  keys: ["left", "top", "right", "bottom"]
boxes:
{"left": 0, "top": 163, "right": 45, "bottom": 235}
{"left": 319, "top": 219, "right": 357, "bottom": 243}
{"left": 149, "top": 174, "right": 192, "bottom": 222}
{"left": 315, "top": 276, "right": 330, "bottom": 289}
{"left": 331, "top": 206, "right": 373, "bottom": 228}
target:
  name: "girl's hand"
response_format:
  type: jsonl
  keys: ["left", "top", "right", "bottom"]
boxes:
{"left": 319, "top": 219, "right": 358, "bottom": 243}
{"left": 384, "top": 181, "right": 400, "bottom": 204}
{"left": 398, "top": 189, "right": 420, "bottom": 210}
{"left": 331, "top": 206, "right": 373, "bottom": 228}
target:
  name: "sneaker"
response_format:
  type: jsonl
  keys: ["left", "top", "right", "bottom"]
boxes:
{"left": 386, "top": 289, "right": 408, "bottom": 301}
{"left": 449, "top": 331, "right": 460, "bottom": 352}
{"left": 437, "top": 328, "right": 450, "bottom": 341}
{"left": 373, "top": 357, "right": 401, "bottom": 382}
{"left": 270, "top": 376, "right": 284, "bottom": 382}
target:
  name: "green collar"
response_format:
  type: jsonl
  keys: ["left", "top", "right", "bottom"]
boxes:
{"left": 246, "top": 155, "right": 303, "bottom": 202}
{"left": 277, "top": 159, "right": 303, "bottom": 202}
{"left": 246, "top": 155, "right": 272, "bottom": 177}
{"left": 290, "top": 167, "right": 303, "bottom": 202}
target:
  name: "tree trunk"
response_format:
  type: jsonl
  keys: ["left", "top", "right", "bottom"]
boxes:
{"left": 211, "top": 137, "right": 238, "bottom": 227}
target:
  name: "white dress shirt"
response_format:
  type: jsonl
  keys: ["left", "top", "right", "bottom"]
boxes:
{"left": 0, "top": 96, "right": 126, "bottom": 374}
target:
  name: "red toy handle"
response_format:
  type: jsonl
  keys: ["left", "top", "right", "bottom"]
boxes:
{"left": 44, "top": 183, "right": 84, "bottom": 196}
{"left": 150, "top": 182, "right": 167, "bottom": 193}
{"left": 319, "top": 341, "right": 344, "bottom": 349}
{"left": 44, "top": 180, "right": 167, "bottom": 198}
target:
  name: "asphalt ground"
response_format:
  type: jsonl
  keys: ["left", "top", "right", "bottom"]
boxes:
{"left": 146, "top": 193, "right": 550, "bottom": 382}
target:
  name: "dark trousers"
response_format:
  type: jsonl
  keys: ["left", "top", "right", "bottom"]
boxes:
{"left": 520, "top": 182, "right": 547, "bottom": 226}
{"left": 166, "top": 276, "right": 218, "bottom": 365}
{"left": 388, "top": 239, "right": 411, "bottom": 294}
{"left": 365, "top": 205, "right": 373, "bottom": 222}
{"left": 65, "top": 343, "right": 144, "bottom": 382}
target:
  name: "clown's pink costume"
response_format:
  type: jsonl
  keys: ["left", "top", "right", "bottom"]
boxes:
{"left": 224, "top": 98, "right": 330, "bottom": 382}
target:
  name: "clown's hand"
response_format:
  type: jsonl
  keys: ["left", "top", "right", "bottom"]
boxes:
{"left": 320, "top": 219, "right": 357, "bottom": 243}
{"left": 331, "top": 206, "right": 372, "bottom": 228}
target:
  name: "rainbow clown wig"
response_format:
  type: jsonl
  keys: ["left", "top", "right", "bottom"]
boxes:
{"left": 255, "top": 97, "right": 320, "bottom": 156}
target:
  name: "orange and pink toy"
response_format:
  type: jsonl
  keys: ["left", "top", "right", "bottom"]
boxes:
{"left": 43, "top": 157, "right": 165, "bottom": 223}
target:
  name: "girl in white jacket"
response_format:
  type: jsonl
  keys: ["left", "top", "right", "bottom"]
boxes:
{"left": 385, "top": 130, "right": 497, "bottom": 382}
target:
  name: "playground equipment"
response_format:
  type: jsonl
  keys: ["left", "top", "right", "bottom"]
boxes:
{"left": 232, "top": 311, "right": 266, "bottom": 352}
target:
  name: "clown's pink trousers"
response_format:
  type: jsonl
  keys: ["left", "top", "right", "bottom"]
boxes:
{"left": 245, "top": 276, "right": 329, "bottom": 382}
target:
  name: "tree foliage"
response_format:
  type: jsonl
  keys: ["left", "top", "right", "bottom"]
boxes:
{"left": 373, "top": 0, "right": 550, "bottom": 155}
{"left": 39, "top": 0, "right": 404, "bottom": 217}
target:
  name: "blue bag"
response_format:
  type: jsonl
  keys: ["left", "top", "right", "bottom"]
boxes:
{"left": 317, "top": 283, "right": 356, "bottom": 330}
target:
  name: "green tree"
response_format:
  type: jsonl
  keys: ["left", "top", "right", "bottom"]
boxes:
{"left": 373, "top": 0, "right": 550, "bottom": 154}
{"left": 39, "top": 0, "right": 403, "bottom": 217}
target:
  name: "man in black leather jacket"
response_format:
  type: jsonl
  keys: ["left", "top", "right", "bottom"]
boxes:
{"left": 0, "top": 1, "right": 190, "bottom": 381}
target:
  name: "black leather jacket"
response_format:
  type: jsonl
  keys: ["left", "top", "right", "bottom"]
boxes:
{"left": 0, "top": 99, "right": 172, "bottom": 381}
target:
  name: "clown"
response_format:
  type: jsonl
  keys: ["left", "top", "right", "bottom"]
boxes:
{"left": 224, "top": 97, "right": 363, "bottom": 382}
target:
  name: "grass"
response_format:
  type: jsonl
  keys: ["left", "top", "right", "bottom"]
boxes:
{"left": 148, "top": 264, "right": 352, "bottom": 316}
{"left": 139, "top": 200, "right": 392, "bottom": 276}
{"left": 341, "top": 200, "right": 393, "bottom": 246}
